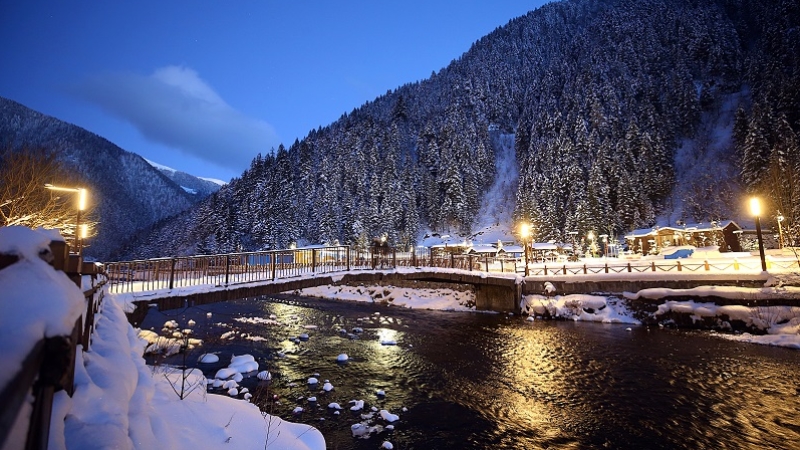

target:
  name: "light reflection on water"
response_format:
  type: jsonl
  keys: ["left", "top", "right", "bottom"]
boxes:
{"left": 140, "top": 295, "right": 800, "bottom": 450}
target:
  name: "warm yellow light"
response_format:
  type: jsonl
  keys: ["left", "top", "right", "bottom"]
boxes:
{"left": 520, "top": 223, "right": 530, "bottom": 239}
{"left": 749, "top": 197, "right": 761, "bottom": 216}
{"left": 78, "top": 188, "right": 87, "bottom": 211}
{"left": 45, "top": 184, "right": 88, "bottom": 210}
{"left": 80, "top": 224, "right": 88, "bottom": 239}
{"left": 588, "top": 231, "right": 594, "bottom": 241}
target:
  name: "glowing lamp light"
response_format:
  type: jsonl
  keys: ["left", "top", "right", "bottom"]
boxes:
{"left": 749, "top": 197, "right": 761, "bottom": 217}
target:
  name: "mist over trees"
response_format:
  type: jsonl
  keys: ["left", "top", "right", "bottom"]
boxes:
{"left": 65, "top": 0, "right": 800, "bottom": 258}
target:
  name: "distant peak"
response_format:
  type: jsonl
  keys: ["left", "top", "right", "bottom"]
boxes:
{"left": 144, "top": 158, "right": 177, "bottom": 174}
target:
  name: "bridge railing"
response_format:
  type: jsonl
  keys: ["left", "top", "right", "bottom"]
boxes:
{"left": 106, "top": 245, "right": 800, "bottom": 294}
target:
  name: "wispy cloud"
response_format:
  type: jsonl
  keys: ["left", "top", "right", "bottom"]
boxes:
{"left": 70, "top": 66, "right": 277, "bottom": 172}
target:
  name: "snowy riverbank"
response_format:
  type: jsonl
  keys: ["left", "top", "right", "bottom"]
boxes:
{"left": 0, "top": 227, "right": 325, "bottom": 450}
{"left": 299, "top": 281, "right": 800, "bottom": 350}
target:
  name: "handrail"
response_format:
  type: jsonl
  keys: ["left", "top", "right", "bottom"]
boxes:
{"left": 0, "top": 244, "right": 107, "bottom": 450}
{"left": 105, "top": 245, "right": 800, "bottom": 295}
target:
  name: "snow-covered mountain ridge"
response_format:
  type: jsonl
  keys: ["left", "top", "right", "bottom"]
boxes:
{"left": 117, "top": 0, "right": 797, "bottom": 260}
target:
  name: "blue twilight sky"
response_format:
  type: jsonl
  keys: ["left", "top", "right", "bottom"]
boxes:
{"left": 0, "top": 1, "right": 550, "bottom": 182}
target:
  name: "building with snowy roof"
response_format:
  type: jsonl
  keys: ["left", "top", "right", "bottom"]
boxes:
{"left": 624, "top": 220, "right": 742, "bottom": 255}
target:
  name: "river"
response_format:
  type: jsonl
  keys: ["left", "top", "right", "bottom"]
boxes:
{"left": 140, "top": 295, "right": 800, "bottom": 449}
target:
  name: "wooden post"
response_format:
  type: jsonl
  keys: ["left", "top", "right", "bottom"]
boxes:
{"left": 677, "top": 260, "right": 682, "bottom": 271}
{"left": 485, "top": 254, "right": 489, "bottom": 272}
{"left": 704, "top": 260, "right": 710, "bottom": 271}
{"left": 604, "top": 263, "right": 609, "bottom": 274}
{"left": 651, "top": 261, "right": 656, "bottom": 272}
{"left": 583, "top": 264, "right": 587, "bottom": 275}
{"left": 271, "top": 252, "right": 277, "bottom": 281}
{"left": 450, "top": 253, "right": 454, "bottom": 269}
{"left": 347, "top": 247, "right": 351, "bottom": 271}
{"left": 168, "top": 258, "right": 177, "bottom": 290}
{"left": 225, "top": 255, "right": 231, "bottom": 285}
{"left": 312, "top": 249, "right": 317, "bottom": 273}
{"left": 392, "top": 248, "right": 396, "bottom": 267}
{"left": 468, "top": 255, "right": 473, "bottom": 271}
{"left": 412, "top": 249, "right": 416, "bottom": 267}
{"left": 627, "top": 262, "right": 632, "bottom": 272}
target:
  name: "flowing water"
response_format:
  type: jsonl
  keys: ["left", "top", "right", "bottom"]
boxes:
{"left": 141, "top": 295, "right": 800, "bottom": 450}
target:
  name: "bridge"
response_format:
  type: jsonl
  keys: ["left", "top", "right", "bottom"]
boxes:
{"left": 105, "top": 245, "right": 787, "bottom": 322}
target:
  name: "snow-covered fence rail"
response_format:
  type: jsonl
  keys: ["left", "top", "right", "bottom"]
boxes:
{"left": 0, "top": 241, "right": 107, "bottom": 450}
{"left": 525, "top": 257, "right": 799, "bottom": 276}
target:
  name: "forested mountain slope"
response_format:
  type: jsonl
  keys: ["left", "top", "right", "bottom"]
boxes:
{"left": 0, "top": 97, "right": 199, "bottom": 260}
{"left": 122, "top": 0, "right": 799, "bottom": 259}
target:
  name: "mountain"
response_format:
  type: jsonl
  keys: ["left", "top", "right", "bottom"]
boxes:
{"left": 144, "top": 159, "right": 224, "bottom": 199}
{"left": 119, "top": 0, "right": 800, "bottom": 259}
{"left": 0, "top": 97, "right": 203, "bottom": 260}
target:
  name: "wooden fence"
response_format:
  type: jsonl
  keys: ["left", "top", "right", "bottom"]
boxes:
{"left": 0, "top": 242, "right": 106, "bottom": 450}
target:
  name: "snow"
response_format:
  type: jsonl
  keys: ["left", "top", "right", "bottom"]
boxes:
{"left": 198, "top": 176, "right": 227, "bottom": 186}
{"left": 144, "top": 158, "right": 177, "bottom": 174}
{"left": 0, "top": 226, "right": 324, "bottom": 450}
{"left": 521, "top": 293, "right": 641, "bottom": 324}
{"left": 297, "top": 284, "right": 476, "bottom": 311}
{"left": 0, "top": 227, "right": 84, "bottom": 390}
{"left": 4, "top": 225, "right": 800, "bottom": 449}
{"left": 180, "top": 186, "right": 198, "bottom": 194}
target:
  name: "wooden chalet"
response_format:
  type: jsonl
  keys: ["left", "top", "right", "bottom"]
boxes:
{"left": 624, "top": 220, "right": 742, "bottom": 255}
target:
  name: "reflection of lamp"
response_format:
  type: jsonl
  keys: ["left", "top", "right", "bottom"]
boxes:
{"left": 45, "top": 184, "right": 88, "bottom": 256}
{"left": 520, "top": 223, "right": 530, "bottom": 276}
{"left": 777, "top": 212, "right": 785, "bottom": 249}
{"left": 749, "top": 197, "right": 767, "bottom": 272}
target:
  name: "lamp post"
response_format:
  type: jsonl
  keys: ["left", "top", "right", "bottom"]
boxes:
{"left": 749, "top": 197, "right": 767, "bottom": 272}
{"left": 777, "top": 212, "right": 785, "bottom": 249}
{"left": 44, "top": 184, "right": 88, "bottom": 256}
{"left": 520, "top": 222, "right": 530, "bottom": 276}
{"left": 599, "top": 234, "right": 608, "bottom": 258}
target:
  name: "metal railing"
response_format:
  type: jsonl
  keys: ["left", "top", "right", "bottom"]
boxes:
{"left": 105, "top": 245, "right": 800, "bottom": 294}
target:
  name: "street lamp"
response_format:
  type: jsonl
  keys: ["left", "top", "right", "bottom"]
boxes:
{"left": 520, "top": 222, "right": 530, "bottom": 276}
{"left": 749, "top": 197, "right": 767, "bottom": 272}
{"left": 777, "top": 212, "right": 785, "bottom": 249}
{"left": 44, "top": 184, "right": 88, "bottom": 256}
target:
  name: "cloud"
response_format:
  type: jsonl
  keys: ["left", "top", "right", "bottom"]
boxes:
{"left": 71, "top": 66, "right": 278, "bottom": 172}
